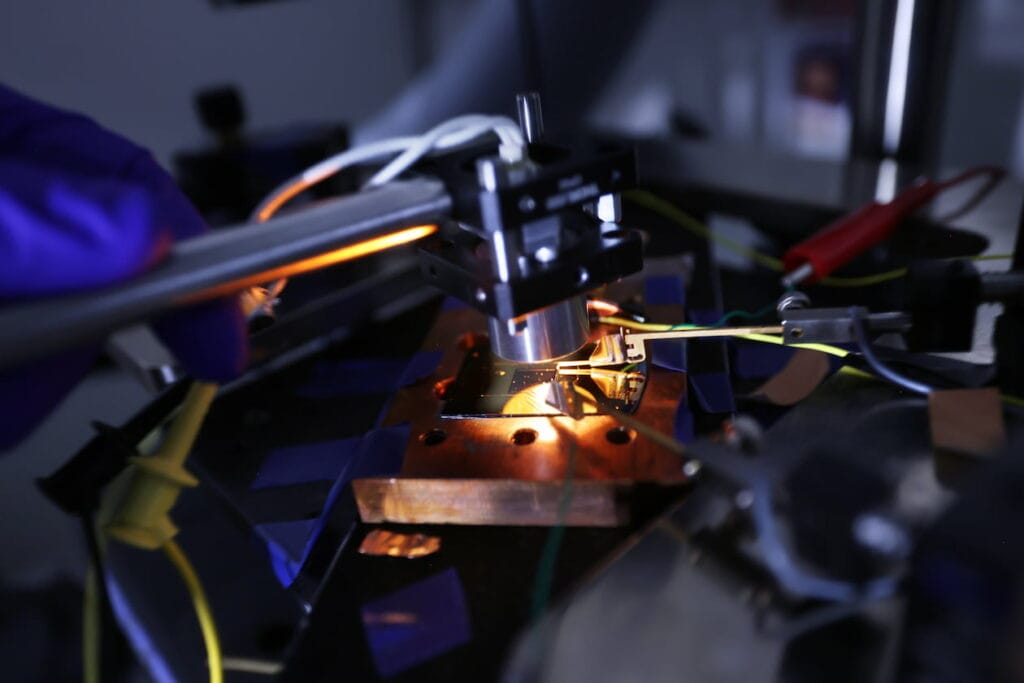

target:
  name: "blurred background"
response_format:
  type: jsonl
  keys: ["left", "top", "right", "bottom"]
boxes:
{"left": 5, "top": 1, "right": 1024, "bottom": 173}
{"left": 4, "top": 0, "right": 1024, "bottom": 679}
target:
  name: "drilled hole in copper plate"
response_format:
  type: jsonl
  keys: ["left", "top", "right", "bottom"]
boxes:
{"left": 606, "top": 426, "right": 633, "bottom": 445}
{"left": 457, "top": 331, "right": 488, "bottom": 352}
{"left": 433, "top": 376, "right": 456, "bottom": 401}
{"left": 510, "top": 428, "right": 538, "bottom": 446}
{"left": 420, "top": 429, "right": 447, "bottom": 446}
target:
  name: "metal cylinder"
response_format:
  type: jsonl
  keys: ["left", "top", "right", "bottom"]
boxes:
{"left": 488, "top": 296, "right": 589, "bottom": 363}
{"left": 516, "top": 92, "right": 544, "bottom": 143}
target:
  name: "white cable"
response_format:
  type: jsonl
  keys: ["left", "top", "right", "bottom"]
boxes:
{"left": 251, "top": 114, "right": 522, "bottom": 221}
{"left": 251, "top": 137, "right": 417, "bottom": 220}
{"left": 366, "top": 115, "right": 521, "bottom": 186}
{"left": 244, "top": 113, "right": 523, "bottom": 313}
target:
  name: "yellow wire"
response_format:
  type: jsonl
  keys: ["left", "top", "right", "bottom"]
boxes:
{"left": 599, "top": 315, "right": 696, "bottom": 332}
{"left": 626, "top": 190, "right": 785, "bottom": 271}
{"left": 597, "top": 316, "right": 851, "bottom": 357}
{"left": 818, "top": 269, "right": 907, "bottom": 287}
{"left": 163, "top": 539, "right": 223, "bottom": 683}
{"left": 1002, "top": 393, "right": 1024, "bottom": 408}
{"left": 83, "top": 564, "right": 100, "bottom": 683}
{"left": 602, "top": 316, "right": 1024, "bottom": 409}
{"left": 625, "top": 189, "right": 1012, "bottom": 286}
{"left": 733, "top": 332, "right": 850, "bottom": 358}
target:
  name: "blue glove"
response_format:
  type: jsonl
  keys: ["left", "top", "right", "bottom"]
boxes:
{"left": 0, "top": 84, "right": 247, "bottom": 448}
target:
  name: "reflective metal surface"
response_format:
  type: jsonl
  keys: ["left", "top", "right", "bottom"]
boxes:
{"left": 353, "top": 478, "right": 630, "bottom": 526}
{"left": 0, "top": 179, "right": 452, "bottom": 368}
{"left": 488, "top": 296, "right": 590, "bottom": 363}
{"left": 382, "top": 304, "right": 688, "bottom": 483}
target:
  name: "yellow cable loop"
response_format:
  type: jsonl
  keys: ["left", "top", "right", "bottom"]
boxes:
{"left": 103, "top": 381, "right": 223, "bottom": 683}
{"left": 163, "top": 539, "right": 223, "bottom": 683}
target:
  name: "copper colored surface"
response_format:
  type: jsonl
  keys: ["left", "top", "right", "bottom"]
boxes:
{"left": 353, "top": 478, "right": 629, "bottom": 526}
{"left": 380, "top": 304, "right": 687, "bottom": 483}
{"left": 358, "top": 529, "right": 442, "bottom": 558}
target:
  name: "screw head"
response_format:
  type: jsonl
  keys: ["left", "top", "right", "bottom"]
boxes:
{"left": 534, "top": 246, "right": 557, "bottom": 263}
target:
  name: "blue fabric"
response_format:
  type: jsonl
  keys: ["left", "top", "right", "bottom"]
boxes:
{"left": 0, "top": 84, "right": 246, "bottom": 449}
{"left": 258, "top": 423, "right": 410, "bottom": 586}
{"left": 441, "top": 296, "right": 469, "bottom": 311}
{"left": 295, "top": 359, "right": 415, "bottom": 398}
{"left": 651, "top": 341, "right": 687, "bottom": 373}
{"left": 674, "top": 398, "right": 696, "bottom": 444}
{"left": 398, "top": 350, "right": 444, "bottom": 387}
{"left": 362, "top": 568, "right": 473, "bottom": 678}
{"left": 688, "top": 371, "right": 736, "bottom": 414}
{"left": 252, "top": 437, "right": 364, "bottom": 490}
{"left": 295, "top": 351, "right": 443, "bottom": 398}
{"left": 732, "top": 342, "right": 796, "bottom": 380}
{"left": 644, "top": 275, "right": 688, "bottom": 372}
{"left": 688, "top": 308, "right": 722, "bottom": 326}
{"left": 644, "top": 275, "right": 686, "bottom": 307}
{"left": 257, "top": 519, "right": 319, "bottom": 587}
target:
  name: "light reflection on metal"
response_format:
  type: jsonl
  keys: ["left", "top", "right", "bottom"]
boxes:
{"left": 558, "top": 325, "right": 784, "bottom": 371}
{"left": 193, "top": 224, "right": 438, "bottom": 300}
{"left": 586, "top": 299, "right": 621, "bottom": 316}
{"left": 353, "top": 478, "right": 629, "bottom": 526}
{"left": 502, "top": 383, "right": 598, "bottom": 417}
{"left": 361, "top": 612, "right": 419, "bottom": 625}
{"left": 358, "top": 529, "right": 442, "bottom": 559}
{"left": 883, "top": 0, "right": 916, "bottom": 155}
{"left": 380, "top": 306, "right": 688, "bottom": 483}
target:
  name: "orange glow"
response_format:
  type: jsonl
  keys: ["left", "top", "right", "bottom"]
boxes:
{"left": 256, "top": 180, "right": 314, "bottom": 222}
{"left": 187, "top": 224, "right": 437, "bottom": 303}
{"left": 587, "top": 299, "right": 621, "bottom": 316}
{"left": 502, "top": 383, "right": 599, "bottom": 417}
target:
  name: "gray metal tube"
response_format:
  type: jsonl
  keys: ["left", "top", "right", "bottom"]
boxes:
{"left": 0, "top": 179, "right": 452, "bottom": 369}
{"left": 488, "top": 296, "right": 589, "bottom": 363}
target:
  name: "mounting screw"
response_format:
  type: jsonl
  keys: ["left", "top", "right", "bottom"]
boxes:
{"left": 852, "top": 513, "right": 910, "bottom": 559}
{"left": 534, "top": 246, "right": 557, "bottom": 263}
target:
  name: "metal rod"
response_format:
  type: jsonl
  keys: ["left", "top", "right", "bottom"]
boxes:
{"left": 516, "top": 91, "right": 544, "bottom": 143}
{"left": 0, "top": 179, "right": 452, "bottom": 369}
{"left": 627, "top": 325, "right": 783, "bottom": 344}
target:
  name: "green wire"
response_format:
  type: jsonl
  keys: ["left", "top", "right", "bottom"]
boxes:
{"left": 529, "top": 427, "right": 577, "bottom": 622}
{"left": 668, "top": 303, "right": 777, "bottom": 330}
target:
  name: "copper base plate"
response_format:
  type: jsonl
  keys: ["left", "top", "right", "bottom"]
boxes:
{"left": 380, "top": 304, "right": 688, "bottom": 484}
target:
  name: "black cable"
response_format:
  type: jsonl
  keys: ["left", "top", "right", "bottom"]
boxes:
{"left": 934, "top": 167, "right": 1006, "bottom": 224}
{"left": 515, "top": 0, "right": 545, "bottom": 99}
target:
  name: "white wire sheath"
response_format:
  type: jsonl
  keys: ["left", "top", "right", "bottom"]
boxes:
{"left": 244, "top": 113, "right": 523, "bottom": 311}
{"left": 252, "top": 114, "right": 521, "bottom": 221}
